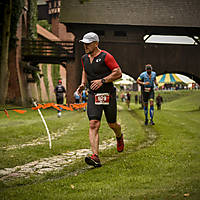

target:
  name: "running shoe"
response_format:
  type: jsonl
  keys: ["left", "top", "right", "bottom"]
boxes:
{"left": 150, "top": 120, "right": 155, "bottom": 125}
{"left": 145, "top": 119, "right": 148, "bottom": 125}
{"left": 117, "top": 134, "right": 124, "bottom": 152}
{"left": 85, "top": 154, "right": 102, "bottom": 168}
{"left": 57, "top": 112, "right": 61, "bottom": 118}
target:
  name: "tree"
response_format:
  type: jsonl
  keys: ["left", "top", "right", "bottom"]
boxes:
{"left": 0, "top": 0, "right": 12, "bottom": 105}
{"left": 0, "top": 0, "right": 25, "bottom": 105}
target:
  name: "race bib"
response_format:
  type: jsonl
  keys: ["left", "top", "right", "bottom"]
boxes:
{"left": 95, "top": 93, "right": 110, "bottom": 105}
{"left": 144, "top": 88, "right": 151, "bottom": 92}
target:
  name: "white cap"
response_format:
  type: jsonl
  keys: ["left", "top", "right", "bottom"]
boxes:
{"left": 79, "top": 32, "right": 99, "bottom": 43}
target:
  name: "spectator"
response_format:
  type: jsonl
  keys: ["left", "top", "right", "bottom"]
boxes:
{"left": 54, "top": 80, "right": 66, "bottom": 118}
{"left": 74, "top": 91, "right": 80, "bottom": 104}
{"left": 156, "top": 93, "right": 163, "bottom": 110}
{"left": 81, "top": 88, "right": 88, "bottom": 111}
{"left": 120, "top": 92, "right": 125, "bottom": 102}
{"left": 126, "top": 92, "right": 131, "bottom": 110}
{"left": 135, "top": 93, "right": 138, "bottom": 104}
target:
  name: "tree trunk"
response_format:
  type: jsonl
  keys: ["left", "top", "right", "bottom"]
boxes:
{"left": 0, "top": 0, "right": 12, "bottom": 105}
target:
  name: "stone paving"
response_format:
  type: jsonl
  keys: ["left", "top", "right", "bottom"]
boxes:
{"left": 1, "top": 106, "right": 151, "bottom": 183}
{"left": 0, "top": 120, "right": 158, "bottom": 184}
{"left": 0, "top": 138, "right": 119, "bottom": 182}
{"left": 0, "top": 112, "right": 126, "bottom": 183}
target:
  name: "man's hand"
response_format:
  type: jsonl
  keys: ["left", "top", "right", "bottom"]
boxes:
{"left": 77, "top": 84, "right": 85, "bottom": 95}
{"left": 90, "top": 79, "right": 103, "bottom": 90}
{"left": 143, "top": 81, "right": 150, "bottom": 85}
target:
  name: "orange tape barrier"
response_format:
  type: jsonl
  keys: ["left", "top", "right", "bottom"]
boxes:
{"left": 32, "top": 103, "right": 87, "bottom": 111}
{"left": 12, "top": 109, "right": 27, "bottom": 114}
{"left": 1, "top": 103, "right": 87, "bottom": 118}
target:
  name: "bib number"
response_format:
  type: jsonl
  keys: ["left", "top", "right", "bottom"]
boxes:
{"left": 95, "top": 93, "right": 110, "bottom": 105}
{"left": 144, "top": 88, "right": 151, "bottom": 92}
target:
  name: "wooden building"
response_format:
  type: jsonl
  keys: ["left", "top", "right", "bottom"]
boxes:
{"left": 60, "top": 0, "right": 200, "bottom": 88}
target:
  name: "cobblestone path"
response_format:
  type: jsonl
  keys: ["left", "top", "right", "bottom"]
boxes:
{"left": 0, "top": 107, "right": 158, "bottom": 183}
{"left": 0, "top": 138, "right": 119, "bottom": 182}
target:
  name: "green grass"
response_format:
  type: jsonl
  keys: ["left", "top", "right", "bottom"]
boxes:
{"left": 0, "top": 90, "right": 200, "bottom": 199}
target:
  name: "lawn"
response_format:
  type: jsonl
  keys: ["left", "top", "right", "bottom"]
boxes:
{"left": 0, "top": 90, "right": 200, "bottom": 200}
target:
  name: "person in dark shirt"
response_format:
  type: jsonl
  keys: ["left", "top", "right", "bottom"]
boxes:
{"left": 76, "top": 32, "right": 124, "bottom": 167}
{"left": 126, "top": 92, "right": 131, "bottom": 110}
{"left": 156, "top": 93, "right": 163, "bottom": 110}
{"left": 135, "top": 93, "right": 138, "bottom": 104}
{"left": 54, "top": 80, "right": 66, "bottom": 117}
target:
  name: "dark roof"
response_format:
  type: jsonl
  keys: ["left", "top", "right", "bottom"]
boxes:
{"left": 60, "top": 0, "right": 200, "bottom": 28}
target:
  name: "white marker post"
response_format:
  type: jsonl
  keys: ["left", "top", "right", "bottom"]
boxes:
{"left": 33, "top": 101, "right": 52, "bottom": 149}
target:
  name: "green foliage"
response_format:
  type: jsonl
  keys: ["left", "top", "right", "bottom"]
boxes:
{"left": 28, "top": 0, "right": 37, "bottom": 39}
{"left": 42, "top": 64, "right": 50, "bottom": 99}
{"left": 38, "top": 20, "right": 52, "bottom": 32}
{"left": 8, "top": 0, "right": 38, "bottom": 48}
{"left": 32, "top": 70, "right": 41, "bottom": 101}
{"left": 51, "top": 64, "right": 61, "bottom": 88}
{"left": 9, "top": 0, "right": 24, "bottom": 49}
{"left": 8, "top": 0, "right": 38, "bottom": 47}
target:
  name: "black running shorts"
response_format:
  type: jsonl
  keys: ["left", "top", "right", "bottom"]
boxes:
{"left": 87, "top": 90, "right": 117, "bottom": 123}
{"left": 142, "top": 90, "right": 154, "bottom": 103}
{"left": 56, "top": 97, "right": 64, "bottom": 104}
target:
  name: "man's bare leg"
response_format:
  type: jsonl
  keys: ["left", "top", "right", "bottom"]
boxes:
{"left": 85, "top": 120, "right": 102, "bottom": 167}
{"left": 108, "top": 122, "right": 124, "bottom": 152}
{"left": 89, "top": 120, "right": 101, "bottom": 155}
{"left": 108, "top": 122, "right": 121, "bottom": 138}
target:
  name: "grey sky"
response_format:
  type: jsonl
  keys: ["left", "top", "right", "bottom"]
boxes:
{"left": 37, "top": 0, "right": 46, "bottom": 5}
{"left": 145, "top": 35, "right": 196, "bottom": 45}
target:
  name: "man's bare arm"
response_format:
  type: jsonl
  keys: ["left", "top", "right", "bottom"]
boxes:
{"left": 90, "top": 67, "right": 122, "bottom": 91}
{"left": 77, "top": 69, "right": 87, "bottom": 95}
{"left": 137, "top": 78, "right": 150, "bottom": 86}
{"left": 103, "top": 67, "right": 122, "bottom": 83}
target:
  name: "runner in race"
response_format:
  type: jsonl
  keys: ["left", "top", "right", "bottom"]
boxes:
{"left": 137, "top": 64, "right": 158, "bottom": 125}
{"left": 76, "top": 32, "right": 124, "bottom": 167}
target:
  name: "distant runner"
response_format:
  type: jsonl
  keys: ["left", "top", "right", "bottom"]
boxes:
{"left": 137, "top": 64, "right": 158, "bottom": 125}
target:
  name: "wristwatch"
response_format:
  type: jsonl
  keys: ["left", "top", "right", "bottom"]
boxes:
{"left": 101, "top": 78, "right": 106, "bottom": 83}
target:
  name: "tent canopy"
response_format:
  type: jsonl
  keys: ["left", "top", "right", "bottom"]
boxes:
{"left": 114, "top": 79, "right": 134, "bottom": 85}
{"left": 156, "top": 73, "right": 195, "bottom": 84}
{"left": 157, "top": 73, "right": 181, "bottom": 83}
{"left": 114, "top": 73, "right": 135, "bottom": 85}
